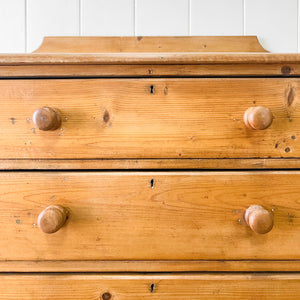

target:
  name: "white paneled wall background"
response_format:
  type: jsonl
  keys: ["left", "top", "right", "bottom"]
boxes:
{"left": 0, "top": 0, "right": 298, "bottom": 53}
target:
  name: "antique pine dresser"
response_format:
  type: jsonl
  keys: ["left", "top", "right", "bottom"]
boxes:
{"left": 0, "top": 36, "right": 299, "bottom": 299}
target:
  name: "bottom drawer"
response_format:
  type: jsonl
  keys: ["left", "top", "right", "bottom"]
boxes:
{"left": 0, "top": 273, "right": 299, "bottom": 299}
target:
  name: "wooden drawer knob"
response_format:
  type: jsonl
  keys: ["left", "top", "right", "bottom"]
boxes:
{"left": 37, "top": 205, "right": 67, "bottom": 234}
{"left": 244, "top": 106, "right": 273, "bottom": 130}
{"left": 33, "top": 107, "right": 61, "bottom": 131}
{"left": 244, "top": 205, "right": 273, "bottom": 234}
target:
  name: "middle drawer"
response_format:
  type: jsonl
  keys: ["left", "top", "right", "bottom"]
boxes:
{"left": 0, "top": 171, "right": 299, "bottom": 261}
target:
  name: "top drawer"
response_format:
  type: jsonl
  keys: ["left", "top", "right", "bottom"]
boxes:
{"left": 1, "top": 78, "right": 299, "bottom": 159}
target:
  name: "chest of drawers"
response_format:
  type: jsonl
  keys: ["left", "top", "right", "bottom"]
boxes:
{"left": 0, "top": 36, "right": 300, "bottom": 299}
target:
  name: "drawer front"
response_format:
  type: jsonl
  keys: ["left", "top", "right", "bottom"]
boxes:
{"left": 0, "top": 274, "right": 299, "bottom": 300}
{"left": 0, "top": 172, "right": 299, "bottom": 261}
{"left": 1, "top": 78, "right": 300, "bottom": 159}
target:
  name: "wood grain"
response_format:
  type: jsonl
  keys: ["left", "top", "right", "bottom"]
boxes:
{"left": 0, "top": 260, "right": 300, "bottom": 272}
{"left": 37, "top": 205, "right": 68, "bottom": 234}
{"left": 1, "top": 78, "right": 300, "bottom": 160}
{"left": 2, "top": 158, "right": 300, "bottom": 170}
{"left": 0, "top": 171, "right": 299, "bottom": 261}
{"left": 4, "top": 53, "right": 300, "bottom": 65}
{"left": 0, "top": 273, "right": 299, "bottom": 299}
{"left": 0, "top": 63, "right": 298, "bottom": 78}
{"left": 33, "top": 36, "right": 268, "bottom": 53}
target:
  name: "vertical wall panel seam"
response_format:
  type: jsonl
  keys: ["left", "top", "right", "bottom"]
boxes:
{"left": 134, "top": 0, "right": 137, "bottom": 36}
{"left": 25, "top": 0, "right": 28, "bottom": 53}
{"left": 243, "top": 0, "right": 245, "bottom": 35}
{"left": 297, "top": 0, "right": 300, "bottom": 52}
{"left": 79, "top": 0, "right": 82, "bottom": 36}
{"left": 188, "top": 0, "right": 191, "bottom": 35}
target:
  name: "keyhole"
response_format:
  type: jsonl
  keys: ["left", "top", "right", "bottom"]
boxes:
{"left": 150, "top": 179, "right": 155, "bottom": 188}
{"left": 150, "top": 85, "right": 155, "bottom": 94}
{"left": 150, "top": 283, "right": 156, "bottom": 293}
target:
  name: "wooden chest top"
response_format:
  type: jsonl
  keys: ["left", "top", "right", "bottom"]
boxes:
{"left": 1, "top": 36, "right": 300, "bottom": 170}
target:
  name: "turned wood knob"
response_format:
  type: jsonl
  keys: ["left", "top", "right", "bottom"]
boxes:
{"left": 244, "top": 205, "right": 273, "bottom": 234}
{"left": 33, "top": 107, "right": 61, "bottom": 131}
{"left": 244, "top": 106, "right": 273, "bottom": 130}
{"left": 37, "top": 205, "right": 67, "bottom": 234}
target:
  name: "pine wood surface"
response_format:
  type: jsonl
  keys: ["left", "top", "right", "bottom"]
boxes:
{"left": 0, "top": 273, "right": 299, "bottom": 300}
{"left": 0, "top": 171, "right": 299, "bottom": 261}
{"left": 1, "top": 36, "right": 299, "bottom": 291}
{"left": 0, "top": 63, "right": 299, "bottom": 78}
{"left": 0, "top": 260, "right": 299, "bottom": 273}
{"left": 1, "top": 78, "right": 300, "bottom": 161}
{"left": 3, "top": 52, "right": 300, "bottom": 65}
{"left": 0, "top": 36, "right": 298, "bottom": 77}
{"left": 1, "top": 158, "right": 300, "bottom": 170}
{"left": 34, "top": 36, "right": 268, "bottom": 53}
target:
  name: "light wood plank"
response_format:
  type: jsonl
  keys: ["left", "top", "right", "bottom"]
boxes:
{"left": 0, "top": 63, "right": 296, "bottom": 78}
{"left": 0, "top": 260, "right": 299, "bottom": 272}
{"left": 0, "top": 273, "right": 299, "bottom": 299}
{"left": 0, "top": 171, "right": 299, "bottom": 261}
{"left": 0, "top": 78, "right": 300, "bottom": 159}
{"left": 0, "top": 158, "right": 300, "bottom": 170}
{"left": 4, "top": 52, "right": 300, "bottom": 65}
{"left": 34, "top": 36, "right": 268, "bottom": 53}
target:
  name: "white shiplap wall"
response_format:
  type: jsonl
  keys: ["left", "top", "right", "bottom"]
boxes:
{"left": 0, "top": 0, "right": 298, "bottom": 53}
